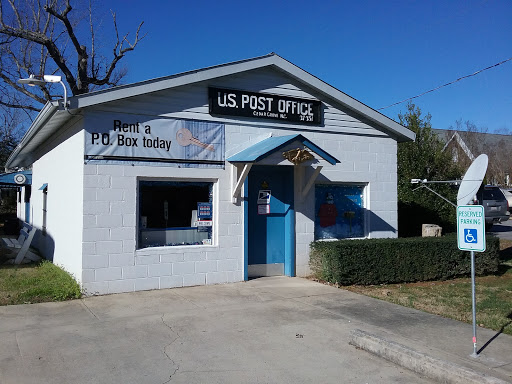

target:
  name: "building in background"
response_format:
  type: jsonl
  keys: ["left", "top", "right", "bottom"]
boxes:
{"left": 436, "top": 129, "right": 512, "bottom": 186}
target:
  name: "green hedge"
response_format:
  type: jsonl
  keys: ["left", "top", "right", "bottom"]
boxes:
{"left": 309, "top": 234, "right": 500, "bottom": 286}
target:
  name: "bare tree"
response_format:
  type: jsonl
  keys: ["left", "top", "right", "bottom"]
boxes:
{"left": 0, "top": 0, "right": 145, "bottom": 114}
{"left": 0, "top": 0, "right": 144, "bottom": 168}
{"left": 0, "top": 108, "right": 24, "bottom": 165}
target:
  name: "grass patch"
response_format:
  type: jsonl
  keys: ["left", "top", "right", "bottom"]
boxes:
{"left": 0, "top": 261, "right": 81, "bottom": 305}
{"left": 343, "top": 238, "right": 512, "bottom": 335}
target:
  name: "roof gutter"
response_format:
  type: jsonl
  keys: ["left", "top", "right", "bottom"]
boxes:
{"left": 5, "top": 101, "right": 59, "bottom": 171}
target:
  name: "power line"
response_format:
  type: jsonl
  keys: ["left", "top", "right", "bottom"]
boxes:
{"left": 378, "top": 56, "right": 512, "bottom": 110}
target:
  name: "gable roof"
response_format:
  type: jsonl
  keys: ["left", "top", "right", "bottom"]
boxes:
{"left": 439, "top": 131, "right": 476, "bottom": 161}
{"left": 227, "top": 134, "right": 339, "bottom": 165}
{"left": 435, "top": 128, "right": 512, "bottom": 160}
{"left": 6, "top": 53, "right": 414, "bottom": 169}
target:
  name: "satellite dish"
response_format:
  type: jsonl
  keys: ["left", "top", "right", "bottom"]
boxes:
{"left": 457, "top": 154, "right": 488, "bottom": 206}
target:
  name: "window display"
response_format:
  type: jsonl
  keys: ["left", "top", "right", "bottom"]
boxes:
{"left": 138, "top": 181, "right": 213, "bottom": 248}
{"left": 315, "top": 184, "right": 365, "bottom": 240}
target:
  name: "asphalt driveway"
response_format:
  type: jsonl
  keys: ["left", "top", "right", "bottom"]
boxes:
{"left": 1, "top": 277, "right": 510, "bottom": 383}
{"left": 490, "top": 217, "right": 512, "bottom": 240}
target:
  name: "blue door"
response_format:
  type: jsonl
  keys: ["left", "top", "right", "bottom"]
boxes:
{"left": 248, "top": 166, "right": 294, "bottom": 277}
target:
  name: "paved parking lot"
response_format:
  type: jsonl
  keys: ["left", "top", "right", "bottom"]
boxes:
{"left": 0, "top": 277, "right": 433, "bottom": 384}
{"left": 1, "top": 277, "right": 511, "bottom": 383}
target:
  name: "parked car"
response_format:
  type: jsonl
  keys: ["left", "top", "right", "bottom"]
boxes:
{"left": 476, "top": 185, "right": 510, "bottom": 231}
{"left": 500, "top": 188, "right": 512, "bottom": 212}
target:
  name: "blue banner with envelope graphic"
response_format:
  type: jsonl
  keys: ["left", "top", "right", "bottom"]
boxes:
{"left": 84, "top": 112, "right": 225, "bottom": 167}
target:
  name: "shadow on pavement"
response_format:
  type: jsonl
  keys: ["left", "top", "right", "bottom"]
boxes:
{"left": 491, "top": 224, "right": 512, "bottom": 233}
{"left": 477, "top": 311, "right": 512, "bottom": 355}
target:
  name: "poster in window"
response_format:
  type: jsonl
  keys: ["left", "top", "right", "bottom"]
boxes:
{"left": 197, "top": 202, "right": 212, "bottom": 219}
{"left": 315, "top": 184, "right": 365, "bottom": 240}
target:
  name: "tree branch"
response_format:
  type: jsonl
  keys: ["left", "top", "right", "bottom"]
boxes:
{"left": 0, "top": 0, "right": 145, "bottom": 116}
{"left": 44, "top": 0, "right": 83, "bottom": 56}
{"left": 0, "top": 99, "right": 39, "bottom": 112}
{"left": 0, "top": 72, "right": 46, "bottom": 104}
{"left": 88, "top": 15, "right": 145, "bottom": 86}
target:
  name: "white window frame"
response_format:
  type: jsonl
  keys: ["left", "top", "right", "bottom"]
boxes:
{"left": 137, "top": 178, "right": 217, "bottom": 249}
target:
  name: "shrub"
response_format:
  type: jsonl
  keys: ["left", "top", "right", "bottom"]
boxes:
{"left": 310, "top": 234, "right": 500, "bottom": 286}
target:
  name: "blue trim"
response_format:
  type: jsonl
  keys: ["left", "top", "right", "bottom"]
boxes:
{"left": 301, "top": 139, "right": 338, "bottom": 165}
{"left": 39, "top": 183, "right": 48, "bottom": 191}
{"left": 285, "top": 202, "right": 295, "bottom": 277}
{"left": 24, "top": 202, "right": 30, "bottom": 223}
{"left": 243, "top": 181, "right": 249, "bottom": 281}
{"left": 227, "top": 134, "right": 339, "bottom": 165}
{"left": 0, "top": 170, "right": 32, "bottom": 185}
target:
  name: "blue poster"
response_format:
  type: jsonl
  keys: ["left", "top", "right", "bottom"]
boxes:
{"left": 315, "top": 184, "right": 365, "bottom": 239}
{"left": 84, "top": 112, "right": 224, "bottom": 167}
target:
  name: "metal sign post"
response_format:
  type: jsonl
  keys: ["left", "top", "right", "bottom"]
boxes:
{"left": 412, "top": 154, "right": 488, "bottom": 358}
{"left": 470, "top": 250, "right": 477, "bottom": 357}
{"left": 456, "top": 204, "right": 486, "bottom": 357}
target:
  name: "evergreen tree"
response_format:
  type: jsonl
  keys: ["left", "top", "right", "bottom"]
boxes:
{"left": 397, "top": 103, "right": 462, "bottom": 236}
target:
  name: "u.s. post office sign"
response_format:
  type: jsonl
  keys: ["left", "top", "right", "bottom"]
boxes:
{"left": 209, "top": 87, "right": 322, "bottom": 125}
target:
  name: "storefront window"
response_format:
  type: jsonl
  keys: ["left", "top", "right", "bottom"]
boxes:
{"left": 315, "top": 184, "right": 365, "bottom": 240}
{"left": 138, "top": 181, "right": 213, "bottom": 248}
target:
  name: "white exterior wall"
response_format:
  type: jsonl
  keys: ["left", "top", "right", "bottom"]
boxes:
{"left": 81, "top": 164, "right": 244, "bottom": 295}
{"left": 81, "top": 126, "right": 396, "bottom": 294}
{"left": 295, "top": 134, "right": 397, "bottom": 276}
{"left": 73, "top": 66, "right": 399, "bottom": 294}
{"left": 226, "top": 125, "right": 397, "bottom": 277}
{"left": 30, "top": 120, "right": 85, "bottom": 282}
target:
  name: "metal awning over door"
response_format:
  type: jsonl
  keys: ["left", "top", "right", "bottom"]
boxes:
{"left": 227, "top": 134, "right": 339, "bottom": 203}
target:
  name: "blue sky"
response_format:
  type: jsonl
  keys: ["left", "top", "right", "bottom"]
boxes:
{"left": 97, "top": 0, "right": 511, "bottom": 133}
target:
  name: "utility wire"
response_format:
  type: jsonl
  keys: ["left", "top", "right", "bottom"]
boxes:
{"left": 378, "top": 56, "right": 512, "bottom": 110}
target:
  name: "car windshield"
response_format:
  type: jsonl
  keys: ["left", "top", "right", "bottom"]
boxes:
{"left": 482, "top": 188, "right": 505, "bottom": 200}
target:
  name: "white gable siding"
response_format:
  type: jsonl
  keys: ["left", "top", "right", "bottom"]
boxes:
{"left": 90, "top": 67, "right": 387, "bottom": 138}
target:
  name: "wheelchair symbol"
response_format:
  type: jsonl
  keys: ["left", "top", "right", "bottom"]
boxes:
{"left": 464, "top": 229, "right": 478, "bottom": 244}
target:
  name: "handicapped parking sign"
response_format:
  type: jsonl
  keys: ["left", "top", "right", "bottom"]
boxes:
{"left": 457, "top": 205, "right": 486, "bottom": 252}
{"left": 464, "top": 229, "right": 477, "bottom": 244}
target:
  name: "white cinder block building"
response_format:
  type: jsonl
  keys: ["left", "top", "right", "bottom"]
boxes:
{"left": 7, "top": 54, "right": 414, "bottom": 295}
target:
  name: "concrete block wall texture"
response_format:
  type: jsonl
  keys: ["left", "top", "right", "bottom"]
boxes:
{"left": 80, "top": 123, "right": 397, "bottom": 295}
{"left": 81, "top": 161, "right": 244, "bottom": 295}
